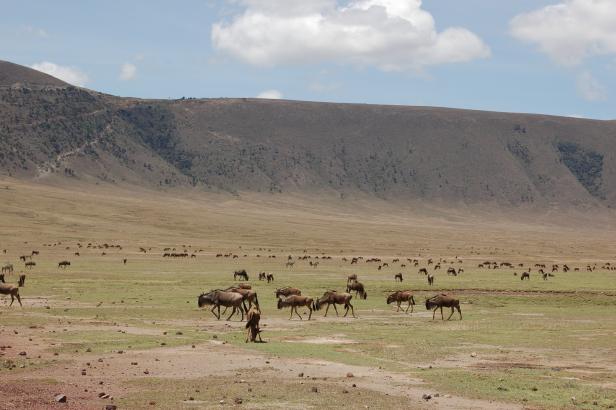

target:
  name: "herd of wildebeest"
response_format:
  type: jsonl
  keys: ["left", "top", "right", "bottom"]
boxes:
{"left": 2, "top": 242, "right": 615, "bottom": 342}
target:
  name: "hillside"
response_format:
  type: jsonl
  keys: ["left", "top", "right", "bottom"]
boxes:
{"left": 1, "top": 60, "right": 615, "bottom": 208}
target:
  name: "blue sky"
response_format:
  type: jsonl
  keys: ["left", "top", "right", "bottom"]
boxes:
{"left": 1, "top": 0, "right": 614, "bottom": 119}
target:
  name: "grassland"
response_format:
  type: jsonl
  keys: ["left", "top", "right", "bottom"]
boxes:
{"left": 1, "top": 178, "right": 615, "bottom": 409}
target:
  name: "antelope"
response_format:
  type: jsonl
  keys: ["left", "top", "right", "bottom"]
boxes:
{"left": 425, "top": 294, "right": 462, "bottom": 320}
{"left": 386, "top": 291, "right": 415, "bottom": 313}
{"left": 314, "top": 291, "right": 355, "bottom": 318}
{"left": 277, "top": 295, "right": 314, "bottom": 320}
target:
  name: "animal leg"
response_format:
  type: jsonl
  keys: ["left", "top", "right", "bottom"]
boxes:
{"left": 324, "top": 303, "right": 330, "bottom": 317}
{"left": 440, "top": 307, "right": 444, "bottom": 320}
{"left": 432, "top": 307, "right": 438, "bottom": 320}
{"left": 9, "top": 294, "right": 14, "bottom": 307}
{"left": 349, "top": 302, "right": 356, "bottom": 318}
{"left": 446, "top": 307, "right": 455, "bottom": 320}
{"left": 289, "top": 308, "right": 294, "bottom": 320}
{"left": 226, "top": 307, "right": 236, "bottom": 321}
{"left": 332, "top": 303, "right": 339, "bottom": 316}
{"left": 457, "top": 306, "right": 462, "bottom": 320}
{"left": 405, "top": 301, "right": 411, "bottom": 314}
{"left": 308, "top": 307, "right": 312, "bottom": 320}
{"left": 294, "top": 306, "right": 303, "bottom": 320}
{"left": 396, "top": 302, "right": 401, "bottom": 312}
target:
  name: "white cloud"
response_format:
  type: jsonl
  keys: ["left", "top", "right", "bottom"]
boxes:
{"left": 22, "top": 25, "right": 48, "bottom": 38}
{"left": 29, "top": 62, "right": 88, "bottom": 86}
{"left": 120, "top": 63, "right": 137, "bottom": 81}
{"left": 212, "top": 0, "right": 490, "bottom": 71}
{"left": 576, "top": 71, "right": 607, "bottom": 101}
{"left": 510, "top": 0, "right": 616, "bottom": 65}
{"left": 256, "top": 89, "right": 283, "bottom": 99}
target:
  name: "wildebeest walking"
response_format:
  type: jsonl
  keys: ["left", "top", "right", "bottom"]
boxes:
{"left": 258, "top": 272, "right": 266, "bottom": 281}
{"left": 198, "top": 290, "right": 245, "bottom": 321}
{"left": 58, "top": 260, "right": 71, "bottom": 269}
{"left": 346, "top": 281, "right": 367, "bottom": 300}
{"left": 234, "top": 269, "right": 249, "bottom": 281}
{"left": 266, "top": 273, "right": 274, "bottom": 283}
{"left": 277, "top": 295, "right": 314, "bottom": 320}
{"left": 394, "top": 273, "right": 403, "bottom": 282}
{"left": 427, "top": 274, "right": 434, "bottom": 286}
{"left": 386, "top": 291, "right": 415, "bottom": 313}
{"left": 418, "top": 268, "right": 428, "bottom": 275}
{"left": 0, "top": 274, "right": 25, "bottom": 307}
{"left": 314, "top": 291, "right": 355, "bottom": 318}
{"left": 521, "top": 272, "right": 530, "bottom": 281}
{"left": 425, "top": 294, "right": 462, "bottom": 320}
{"left": 25, "top": 261, "right": 36, "bottom": 269}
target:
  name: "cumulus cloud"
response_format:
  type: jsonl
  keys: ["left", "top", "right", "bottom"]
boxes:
{"left": 212, "top": 0, "right": 490, "bottom": 71}
{"left": 119, "top": 63, "right": 137, "bottom": 81}
{"left": 577, "top": 71, "right": 607, "bottom": 101}
{"left": 30, "top": 62, "right": 88, "bottom": 86}
{"left": 256, "top": 89, "right": 283, "bottom": 99}
{"left": 510, "top": 0, "right": 616, "bottom": 65}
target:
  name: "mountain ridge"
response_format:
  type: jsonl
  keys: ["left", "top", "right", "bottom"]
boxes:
{"left": 1, "top": 60, "right": 615, "bottom": 209}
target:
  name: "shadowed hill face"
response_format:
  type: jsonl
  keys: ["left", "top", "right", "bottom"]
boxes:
{"left": 0, "top": 60, "right": 68, "bottom": 87}
{"left": 1, "top": 61, "right": 615, "bottom": 209}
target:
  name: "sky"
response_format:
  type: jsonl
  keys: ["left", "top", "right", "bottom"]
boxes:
{"left": 1, "top": 0, "right": 615, "bottom": 119}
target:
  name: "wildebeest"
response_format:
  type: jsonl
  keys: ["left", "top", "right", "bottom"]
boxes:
{"left": 521, "top": 272, "right": 530, "bottom": 281}
{"left": 123, "top": 258, "right": 127, "bottom": 265}
{"left": 25, "top": 261, "right": 36, "bottom": 269}
{"left": 226, "top": 286, "right": 260, "bottom": 311}
{"left": 346, "top": 281, "right": 367, "bottom": 300}
{"left": 425, "top": 294, "right": 462, "bottom": 320}
{"left": 234, "top": 269, "right": 249, "bottom": 281}
{"left": 394, "top": 273, "right": 403, "bottom": 282}
{"left": 245, "top": 306, "right": 263, "bottom": 343}
{"left": 258, "top": 272, "right": 267, "bottom": 281}
{"left": 418, "top": 268, "right": 428, "bottom": 275}
{"left": 58, "top": 260, "right": 71, "bottom": 269}
{"left": 386, "top": 291, "right": 415, "bottom": 313}
{"left": 0, "top": 284, "right": 22, "bottom": 307}
{"left": 198, "top": 290, "right": 245, "bottom": 321}
{"left": 314, "top": 291, "right": 355, "bottom": 318}
{"left": 1, "top": 264, "right": 13, "bottom": 274}
{"left": 266, "top": 273, "right": 274, "bottom": 283}
{"left": 427, "top": 274, "right": 434, "bottom": 286}
{"left": 447, "top": 267, "right": 457, "bottom": 276}
{"left": 275, "top": 287, "right": 301, "bottom": 298}
{"left": 277, "top": 295, "right": 314, "bottom": 320}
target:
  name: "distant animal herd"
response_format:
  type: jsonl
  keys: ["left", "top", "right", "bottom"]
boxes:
{"left": 2, "top": 242, "right": 615, "bottom": 343}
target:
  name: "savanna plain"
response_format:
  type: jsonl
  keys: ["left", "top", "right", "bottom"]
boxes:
{"left": 1, "top": 178, "right": 616, "bottom": 410}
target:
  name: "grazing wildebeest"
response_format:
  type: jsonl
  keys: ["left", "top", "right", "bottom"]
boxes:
{"left": 18, "top": 274, "right": 25, "bottom": 287}
{"left": 427, "top": 274, "right": 434, "bottom": 286}
{"left": 25, "top": 261, "right": 35, "bottom": 269}
{"left": 275, "top": 287, "right": 301, "bottom": 298}
{"left": 277, "top": 295, "right": 314, "bottom": 320}
{"left": 386, "top": 291, "right": 415, "bottom": 313}
{"left": 347, "top": 274, "right": 357, "bottom": 284}
{"left": 234, "top": 269, "right": 249, "bottom": 281}
{"left": 394, "top": 273, "right": 403, "bottom": 282}
{"left": 58, "top": 260, "right": 71, "bottom": 269}
{"left": 447, "top": 267, "right": 457, "bottom": 276}
{"left": 198, "top": 290, "right": 245, "bottom": 321}
{"left": 19, "top": 255, "right": 30, "bottom": 262}
{"left": 258, "top": 272, "right": 266, "bottom": 281}
{"left": 245, "top": 306, "right": 263, "bottom": 342}
{"left": 521, "top": 272, "right": 530, "bottom": 281}
{"left": 31, "top": 250, "right": 39, "bottom": 256}
{"left": 418, "top": 268, "right": 428, "bottom": 275}
{"left": 346, "top": 281, "right": 367, "bottom": 300}
{"left": 266, "top": 273, "right": 274, "bottom": 283}
{"left": 1, "top": 264, "right": 13, "bottom": 274}
{"left": 314, "top": 291, "right": 355, "bottom": 318}
{"left": 0, "top": 283, "right": 22, "bottom": 307}
{"left": 425, "top": 294, "right": 462, "bottom": 320}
